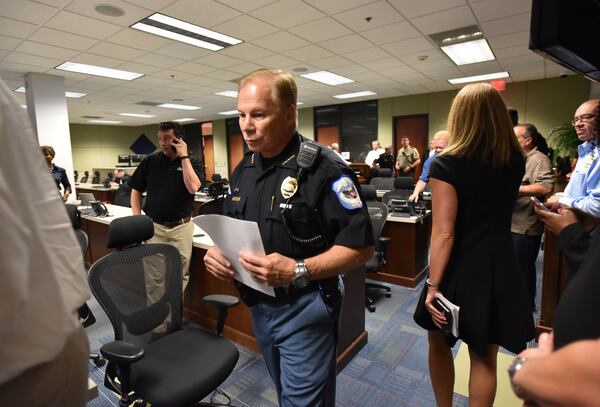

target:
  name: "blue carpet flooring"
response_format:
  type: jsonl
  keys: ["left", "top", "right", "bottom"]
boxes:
{"left": 86, "top": 253, "right": 542, "bottom": 406}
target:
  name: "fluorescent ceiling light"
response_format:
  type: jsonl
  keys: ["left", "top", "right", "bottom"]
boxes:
{"left": 119, "top": 113, "right": 156, "bottom": 118}
{"left": 448, "top": 71, "right": 510, "bottom": 85}
{"left": 301, "top": 71, "right": 354, "bottom": 86}
{"left": 56, "top": 61, "right": 144, "bottom": 81}
{"left": 218, "top": 110, "right": 239, "bottom": 115}
{"left": 333, "top": 91, "right": 377, "bottom": 99}
{"left": 157, "top": 103, "right": 201, "bottom": 110}
{"left": 65, "top": 91, "right": 87, "bottom": 98}
{"left": 88, "top": 120, "right": 122, "bottom": 124}
{"left": 215, "top": 90, "right": 238, "bottom": 98}
{"left": 131, "top": 13, "right": 242, "bottom": 51}
{"left": 297, "top": 102, "right": 304, "bottom": 105}
{"left": 174, "top": 117, "right": 196, "bottom": 122}
{"left": 441, "top": 39, "right": 495, "bottom": 65}
{"left": 14, "top": 86, "right": 87, "bottom": 98}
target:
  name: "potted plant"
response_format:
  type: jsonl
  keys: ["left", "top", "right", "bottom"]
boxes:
{"left": 548, "top": 122, "right": 581, "bottom": 176}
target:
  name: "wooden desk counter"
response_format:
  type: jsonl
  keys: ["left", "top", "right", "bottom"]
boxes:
{"left": 368, "top": 212, "right": 432, "bottom": 288}
{"left": 76, "top": 183, "right": 117, "bottom": 203}
{"left": 81, "top": 205, "right": 367, "bottom": 373}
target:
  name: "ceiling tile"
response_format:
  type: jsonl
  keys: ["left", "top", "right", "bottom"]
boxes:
{"left": 154, "top": 43, "right": 212, "bottom": 60}
{"left": 161, "top": 0, "right": 242, "bottom": 27}
{"left": 5, "top": 51, "right": 61, "bottom": 69}
{"left": 360, "top": 21, "right": 421, "bottom": 45}
{"left": 487, "top": 30, "right": 530, "bottom": 50}
{"left": 87, "top": 42, "right": 147, "bottom": 61}
{"left": 194, "top": 53, "right": 242, "bottom": 68}
{"left": 333, "top": 1, "right": 404, "bottom": 32}
{"left": 116, "top": 62, "right": 163, "bottom": 75}
{"left": 28, "top": 27, "right": 99, "bottom": 51}
{"left": 71, "top": 53, "right": 125, "bottom": 68}
{"left": 220, "top": 43, "right": 273, "bottom": 60}
{"left": 213, "top": 0, "right": 279, "bottom": 13}
{"left": 360, "top": 57, "right": 406, "bottom": 71}
{"left": 134, "top": 53, "right": 186, "bottom": 68}
{"left": 303, "top": 0, "right": 379, "bottom": 15}
{"left": 285, "top": 45, "right": 333, "bottom": 62}
{"left": 255, "top": 54, "right": 299, "bottom": 68}
{"left": 65, "top": 0, "right": 153, "bottom": 27}
{"left": 0, "top": 0, "right": 59, "bottom": 25}
{"left": 106, "top": 29, "right": 173, "bottom": 51}
{"left": 251, "top": 31, "right": 309, "bottom": 53}
{"left": 381, "top": 37, "right": 435, "bottom": 55}
{"left": 0, "top": 61, "right": 48, "bottom": 74}
{"left": 227, "top": 62, "right": 265, "bottom": 75}
{"left": 211, "top": 14, "right": 279, "bottom": 42}
{"left": 35, "top": 0, "right": 71, "bottom": 7}
{"left": 0, "top": 36, "right": 25, "bottom": 51}
{"left": 458, "top": 60, "right": 503, "bottom": 74}
{"left": 480, "top": 13, "right": 530, "bottom": 37}
{"left": 0, "top": 17, "right": 38, "bottom": 39}
{"left": 203, "top": 69, "right": 241, "bottom": 80}
{"left": 288, "top": 17, "right": 352, "bottom": 43}
{"left": 344, "top": 47, "right": 391, "bottom": 63}
{"left": 15, "top": 41, "right": 79, "bottom": 61}
{"left": 410, "top": 5, "right": 477, "bottom": 35}
{"left": 495, "top": 45, "right": 537, "bottom": 59}
{"left": 172, "top": 61, "right": 216, "bottom": 75}
{"left": 499, "top": 53, "right": 545, "bottom": 68}
{"left": 387, "top": 0, "right": 466, "bottom": 18}
{"left": 309, "top": 55, "right": 353, "bottom": 70}
{"left": 471, "top": 0, "right": 532, "bottom": 22}
{"left": 122, "top": 0, "right": 177, "bottom": 9}
{"left": 250, "top": 0, "right": 325, "bottom": 29}
{"left": 319, "top": 34, "right": 373, "bottom": 54}
{"left": 45, "top": 11, "right": 123, "bottom": 40}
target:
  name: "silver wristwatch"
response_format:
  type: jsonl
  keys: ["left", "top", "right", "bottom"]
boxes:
{"left": 508, "top": 356, "right": 528, "bottom": 388}
{"left": 292, "top": 259, "right": 310, "bottom": 289}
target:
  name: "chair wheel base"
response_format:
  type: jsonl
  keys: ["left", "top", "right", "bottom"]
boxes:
{"left": 90, "top": 353, "right": 105, "bottom": 367}
{"left": 385, "top": 292, "right": 392, "bottom": 298}
{"left": 367, "top": 304, "right": 376, "bottom": 313}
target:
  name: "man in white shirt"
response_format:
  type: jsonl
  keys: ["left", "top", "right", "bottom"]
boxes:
{"left": 0, "top": 79, "right": 90, "bottom": 406}
{"left": 364, "top": 140, "right": 385, "bottom": 168}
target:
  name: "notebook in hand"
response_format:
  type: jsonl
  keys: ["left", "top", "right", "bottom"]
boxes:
{"left": 434, "top": 292, "right": 460, "bottom": 338}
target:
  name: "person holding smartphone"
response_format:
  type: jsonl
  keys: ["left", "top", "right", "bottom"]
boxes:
{"left": 510, "top": 124, "right": 554, "bottom": 312}
{"left": 128, "top": 121, "right": 203, "bottom": 301}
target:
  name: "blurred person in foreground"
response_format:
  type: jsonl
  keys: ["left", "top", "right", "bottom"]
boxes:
{"left": 413, "top": 83, "right": 535, "bottom": 407}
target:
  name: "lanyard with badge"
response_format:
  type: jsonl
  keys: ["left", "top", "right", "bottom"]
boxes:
{"left": 280, "top": 139, "right": 325, "bottom": 247}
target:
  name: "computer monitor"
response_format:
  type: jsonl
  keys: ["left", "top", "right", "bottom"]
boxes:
{"left": 117, "top": 154, "right": 130, "bottom": 165}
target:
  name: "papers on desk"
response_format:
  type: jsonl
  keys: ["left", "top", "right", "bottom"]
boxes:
{"left": 192, "top": 215, "right": 275, "bottom": 297}
{"left": 434, "top": 292, "right": 460, "bottom": 338}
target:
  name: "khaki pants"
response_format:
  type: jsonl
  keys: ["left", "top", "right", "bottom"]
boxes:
{"left": 144, "top": 220, "right": 194, "bottom": 332}
{"left": 0, "top": 325, "right": 89, "bottom": 407}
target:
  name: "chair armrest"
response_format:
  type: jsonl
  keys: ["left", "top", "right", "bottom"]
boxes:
{"left": 378, "top": 236, "right": 391, "bottom": 257}
{"left": 100, "top": 340, "right": 144, "bottom": 365}
{"left": 202, "top": 295, "right": 240, "bottom": 336}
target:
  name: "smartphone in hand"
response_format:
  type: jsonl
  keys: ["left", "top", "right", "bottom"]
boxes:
{"left": 171, "top": 135, "right": 181, "bottom": 153}
{"left": 530, "top": 196, "right": 549, "bottom": 211}
{"left": 433, "top": 298, "right": 453, "bottom": 336}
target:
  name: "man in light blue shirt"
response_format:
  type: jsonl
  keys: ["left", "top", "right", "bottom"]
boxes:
{"left": 548, "top": 99, "right": 600, "bottom": 216}
{"left": 409, "top": 131, "right": 448, "bottom": 202}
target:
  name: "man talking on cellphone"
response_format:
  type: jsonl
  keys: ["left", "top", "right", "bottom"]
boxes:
{"left": 128, "top": 121, "right": 203, "bottom": 301}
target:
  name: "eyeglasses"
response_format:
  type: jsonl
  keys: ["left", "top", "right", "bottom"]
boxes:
{"left": 571, "top": 114, "right": 596, "bottom": 126}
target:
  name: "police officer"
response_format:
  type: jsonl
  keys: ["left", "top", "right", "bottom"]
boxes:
{"left": 204, "top": 69, "right": 374, "bottom": 407}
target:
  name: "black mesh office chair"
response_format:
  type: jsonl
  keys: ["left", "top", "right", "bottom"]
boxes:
{"left": 360, "top": 184, "right": 377, "bottom": 202}
{"left": 377, "top": 168, "right": 393, "bottom": 177}
{"left": 381, "top": 177, "right": 415, "bottom": 205}
{"left": 91, "top": 170, "right": 100, "bottom": 184}
{"left": 65, "top": 204, "right": 105, "bottom": 367}
{"left": 89, "top": 215, "right": 240, "bottom": 406}
{"left": 80, "top": 171, "right": 89, "bottom": 183}
{"left": 370, "top": 176, "right": 395, "bottom": 191}
{"left": 365, "top": 202, "right": 391, "bottom": 312}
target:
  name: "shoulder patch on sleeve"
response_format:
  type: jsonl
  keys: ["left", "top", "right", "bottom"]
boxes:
{"left": 331, "top": 176, "right": 363, "bottom": 210}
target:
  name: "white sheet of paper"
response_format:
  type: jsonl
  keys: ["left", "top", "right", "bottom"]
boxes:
{"left": 192, "top": 214, "right": 275, "bottom": 297}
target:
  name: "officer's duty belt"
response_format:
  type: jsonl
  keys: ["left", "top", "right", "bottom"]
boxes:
{"left": 153, "top": 214, "right": 192, "bottom": 228}
{"left": 257, "top": 282, "right": 319, "bottom": 304}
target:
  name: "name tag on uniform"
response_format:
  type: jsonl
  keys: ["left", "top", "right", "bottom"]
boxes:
{"left": 279, "top": 203, "right": 292, "bottom": 209}
{"left": 231, "top": 196, "right": 241, "bottom": 202}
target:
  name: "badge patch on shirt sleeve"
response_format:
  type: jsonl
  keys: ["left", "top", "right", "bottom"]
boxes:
{"left": 332, "top": 176, "right": 363, "bottom": 210}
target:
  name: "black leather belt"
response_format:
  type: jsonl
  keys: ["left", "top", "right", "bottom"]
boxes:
{"left": 256, "top": 282, "right": 319, "bottom": 305}
{"left": 153, "top": 215, "right": 192, "bottom": 228}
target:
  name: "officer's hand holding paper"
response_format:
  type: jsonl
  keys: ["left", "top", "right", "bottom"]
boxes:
{"left": 193, "top": 214, "right": 275, "bottom": 297}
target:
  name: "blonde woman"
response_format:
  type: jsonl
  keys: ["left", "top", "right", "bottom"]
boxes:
{"left": 413, "top": 83, "right": 535, "bottom": 406}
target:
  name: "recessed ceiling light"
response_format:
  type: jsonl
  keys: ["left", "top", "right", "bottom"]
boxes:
{"left": 131, "top": 13, "right": 242, "bottom": 51}
{"left": 174, "top": 118, "right": 196, "bottom": 122}
{"left": 300, "top": 71, "right": 354, "bottom": 86}
{"left": 441, "top": 39, "right": 495, "bottom": 65}
{"left": 215, "top": 90, "right": 238, "bottom": 98}
{"left": 448, "top": 71, "right": 509, "bottom": 84}
{"left": 218, "top": 110, "right": 239, "bottom": 115}
{"left": 157, "top": 103, "right": 202, "bottom": 110}
{"left": 119, "top": 113, "right": 156, "bottom": 118}
{"left": 94, "top": 5, "right": 125, "bottom": 17}
{"left": 56, "top": 61, "right": 143, "bottom": 80}
{"left": 333, "top": 91, "right": 377, "bottom": 99}
{"left": 14, "top": 86, "right": 87, "bottom": 98}
{"left": 293, "top": 67, "right": 309, "bottom": 73}
{"left": 88, "top": 119, "right": 122, "bottom": 124}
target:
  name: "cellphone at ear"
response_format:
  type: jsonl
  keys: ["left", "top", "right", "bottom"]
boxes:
{"left": 171, "top": 136, "right": 180, "bottom": 153}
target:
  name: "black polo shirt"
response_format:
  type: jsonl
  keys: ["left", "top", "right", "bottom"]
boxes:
{"left": 225, "top": 133, "right": 373, "bottom": 262}
{"left": 128, "top": 152, "right": 201, "bottom": 222}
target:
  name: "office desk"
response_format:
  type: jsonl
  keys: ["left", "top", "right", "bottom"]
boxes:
{"left": 75, "top": 183, "right": 117, "bottom": 203}
{"left": 81, "top": 205, "right": 367, "bottom": 373}
{"left": 368, "top": 212, "right": 432, "bottom": 288}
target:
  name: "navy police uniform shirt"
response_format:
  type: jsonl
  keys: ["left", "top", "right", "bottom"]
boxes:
{"left": 224, "top": 133, "right": 374, "bottom": 298}
{"left": 128, "top": 151, "right": 202, "bottom": 222}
